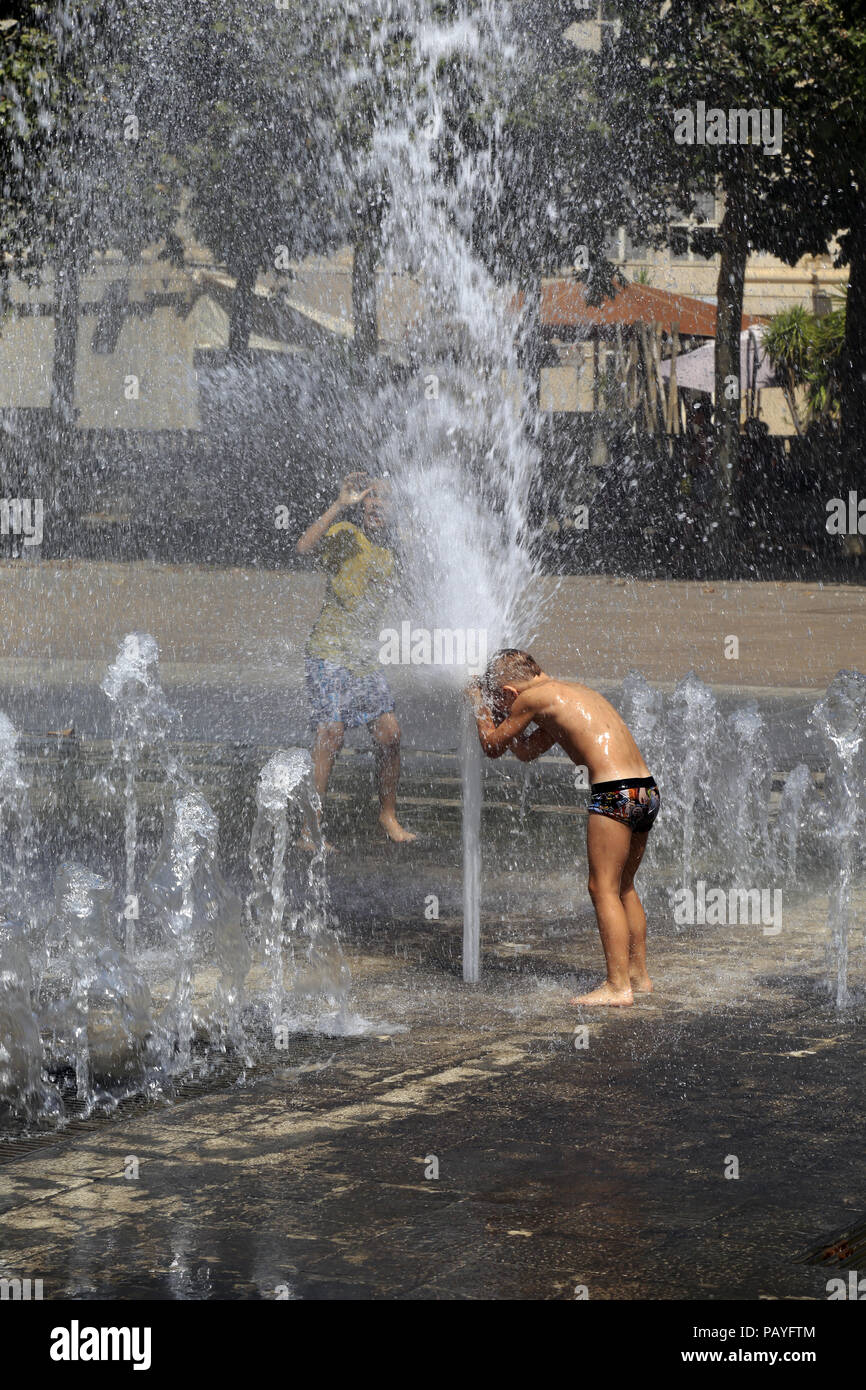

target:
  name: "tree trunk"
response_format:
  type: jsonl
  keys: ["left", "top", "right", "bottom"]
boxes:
{"left": 713, "top": 179, "right": 748, "bottom": 506}
{"left": 351, "top": 229, "right": 378, "bottom": 365}
{"left": 228, "top": 261, "right": 257, "bottom": 361}
{"left": 840, "top": 206, "right": 866, "bottom": 470}
{"left": 48, "top": 261, "right": 80, "bottom": 515}
{"left": 520, "top": 273, "right": 543, "bottom": 423}
{"left": 51, "top": 263, "right": 79, "bottom": 439}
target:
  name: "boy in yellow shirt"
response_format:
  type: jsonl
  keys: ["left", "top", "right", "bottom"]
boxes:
{"left": 297, "top": 474, "right": 415, "bottom": 846}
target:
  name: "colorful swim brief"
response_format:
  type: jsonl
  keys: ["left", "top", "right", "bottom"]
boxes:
{"left": 305, "top": 657, "right": 395, "bottom": 730}
{"left": 588, "top": 776, "right": 660, "bottom": 833}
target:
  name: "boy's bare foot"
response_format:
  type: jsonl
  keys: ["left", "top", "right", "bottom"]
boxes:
{"left": 569, "top": 982, "right": 634, "bottom": 1008}
{"left": 296, "top": 832, "right": 335, "bottom": 854}
{"left": 378, "top": 813, "right": 416, "bottom": 843}
{"left": 630, "top": 971, "right": 654, "bottom": 993}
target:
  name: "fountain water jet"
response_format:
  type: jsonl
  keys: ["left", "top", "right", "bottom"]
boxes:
{"left": 774, "top": 763, "right": 813, "bottom": 884}
{"left": 101, "top": 633, "right": 181, "bottom": 952}
{"left": 723, "top": 703, "right": 773, "bottom": 875}
{"left": 143, "top": 790, "right": 247, "bottom": 1071}
{"left": 0, "top": 711, "right": 35, "bottom": 920}
{"left": 0, "top": 920, "right": 58, "bottom": 1120}
{"left": 45, "top": 864, "right": 154, "bottom": 1111}
{"left": 657, "top": 673, "right": 719, "bottom": 889}
{"left": 460, "top": 706, "right": 483, "bottom": 983}
{"left": 810, "top": 670, "right": 866, "bottom": 1007}
{"left": 247, "top": 749, "right": 348, "bottom": 1032}
{"left": 352, "top": 1, "right": 544, "bottom": 980}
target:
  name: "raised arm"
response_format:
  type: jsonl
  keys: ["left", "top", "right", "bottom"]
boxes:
{"left": 295, "top": 473, "right": 371, "bottom": 555}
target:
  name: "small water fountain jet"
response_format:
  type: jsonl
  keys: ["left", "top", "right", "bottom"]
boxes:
{"left": 101, "top": 633, "right": 181, "bottom": 950}
{"left": 248, "top": 750, "right": 323, "bottom": 1014}
{"left": 143, "top": 790, "right": 247, "bottom": 1071}
{"left": 657, "top": 673, "right": 720, "bottom": 889}
{"left": 774, "top": 763, "right": 813, "bottom": 884}
{"left": 810, "top": 670, "right": 866, "bottom": 1007}
{"left": 247, "top": 749, "right": 347, "bottom": 1031}
{"left": 44, "top": 864, "right": 154, "bottom": 1111}
{"left": 0, "top": 919, "right": 59, "bottom": 1121}
{"left": 0, "top": 711, "right": 35, "bottom": 920}
{"left": 618, "top": 670, "right": 665, "bottom": 768}
{"left": 722, "top": 702, "right": 773, "bottom": 877}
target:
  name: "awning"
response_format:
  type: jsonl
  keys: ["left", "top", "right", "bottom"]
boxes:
{"left": 660, "top": 326, "right": 777, "bottom": 394}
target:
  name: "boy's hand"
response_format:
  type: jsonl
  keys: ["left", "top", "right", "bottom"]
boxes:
{"left": 465, "top": 677, "right": 485, "bottom": 710}
{"left": 337, "top": 472, "right": 372, "bottom": 508}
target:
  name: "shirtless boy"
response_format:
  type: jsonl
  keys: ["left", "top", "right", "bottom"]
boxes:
{"left": 467, "top": 649, "right": 660, "bottom": 1007}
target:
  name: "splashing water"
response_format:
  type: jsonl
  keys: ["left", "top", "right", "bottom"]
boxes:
{"left": 3, "top": 645, "right": 865, "bottom": 1129}
{"left": 0, "top": 639, "right": 357, "bottom": 1129}
{"left": 810, "top": 670, "right": 866, "bottom": 1007}
{"left": 774, "top": 763, "right": 813, "bottom": 884}
{"left": 45, "top": 863, "right": 154, "bottom": 1113}
{"left": 248, "top": 750, "right": 336, "bottom": 1020}
{"left": 0, "top": 712, "right": 35, "bottom": 919}
{"left": 101, "top": 633, "right": 182, "bottom": 947}
{"left": 143, "top": 791, "right": 247, "bottom": 1071}
{"left": 351, "top": 2, "right": 545, "bottom": 980}
{"left": 0, "top": 919, "right": 59, "bottom": 1121}
{"left": 723, "top": 703, "right": 773, "bottom": 875}
{"left": 656, "top": 673, "right": 720, "bottom": 890}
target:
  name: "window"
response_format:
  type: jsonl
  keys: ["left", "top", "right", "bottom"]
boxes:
{"left": 667, "top": 189, "right": 720, "bottom": 263}
{"left": 565, "top": 2, "right": 621, "bottom": 51}
{"left": 605, "top": 228, "right": 625, "bottom": 263}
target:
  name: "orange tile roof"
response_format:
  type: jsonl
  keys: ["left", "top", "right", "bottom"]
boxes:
{"left": 522, "top": 278, "right": 762, "bottom": 337}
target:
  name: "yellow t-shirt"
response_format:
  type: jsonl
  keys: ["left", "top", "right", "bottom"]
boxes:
{"left": 305, "top": 522, "right": 395, "bottom": 675}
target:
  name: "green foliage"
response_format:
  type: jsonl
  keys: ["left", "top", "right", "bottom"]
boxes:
{"left": 172, "top": 0, "right": 343, "bottom": 281}
{"left": 1, "top": 2, "right": 184, "bottom": 270}
{"left": 765, "top": 294, "right": 847, "bottom": 424}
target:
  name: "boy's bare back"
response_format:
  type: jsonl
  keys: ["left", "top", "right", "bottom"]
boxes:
{"left": 516, "top": 677, "right": 650, "bottom": 783}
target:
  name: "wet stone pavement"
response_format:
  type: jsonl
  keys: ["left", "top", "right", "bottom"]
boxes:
{"left": 1, "top": 854, "right": 864, "bottom": 1301}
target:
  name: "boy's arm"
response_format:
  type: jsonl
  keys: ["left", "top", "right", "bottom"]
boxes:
{"left": 295, "top": 474, "right": 370, "bottom": 554}
{"left": 466, "top": 683, "right": 539, "bottom": 759}
{"left": 510, "top": 725, "right": 557, "bottom": 762}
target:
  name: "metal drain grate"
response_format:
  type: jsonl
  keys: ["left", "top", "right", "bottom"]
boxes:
{"left": 799, "top": 1216, "right": 866, "bottom": 1268}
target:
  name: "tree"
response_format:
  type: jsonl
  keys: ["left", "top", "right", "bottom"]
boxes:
{"left": 455, "top": 3, "right": 689, "bottom": 415}
{"left": 171, "top": 0, "right": 343, "bottom": 362}
{"left": 1, "top": 1, "right": 183, "bottom": 487}
{"left": 635, "top": 0, "right": 866, "bottom": 494}
{"left": 738, "top": 1, "right": 866, "bottom": 470}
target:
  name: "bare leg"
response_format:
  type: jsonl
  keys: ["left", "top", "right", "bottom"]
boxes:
{"left": 621, "top": 831, "right": 652, "bottom": 992}
{"left": 369, "top": 713, "right": 416, "bottom": 842}
{"left": 569, "top": 813, "right": 634, "bottom": 1007}
{"left": 300, "top": 722, "right": 343, "bottom": 850}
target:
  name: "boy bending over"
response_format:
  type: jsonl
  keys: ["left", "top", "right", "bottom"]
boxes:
{"left": 468, "top": 649, "right": 660, "bottom": 1008}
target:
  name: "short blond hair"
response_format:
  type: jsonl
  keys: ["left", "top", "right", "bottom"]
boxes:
{"left": 483, "top": 649, "right": 541, "bottom": 702}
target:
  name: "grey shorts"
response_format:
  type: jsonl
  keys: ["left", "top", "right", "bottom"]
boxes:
{"left": 305, "top": 657, "right": 394, "bottom": 730}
